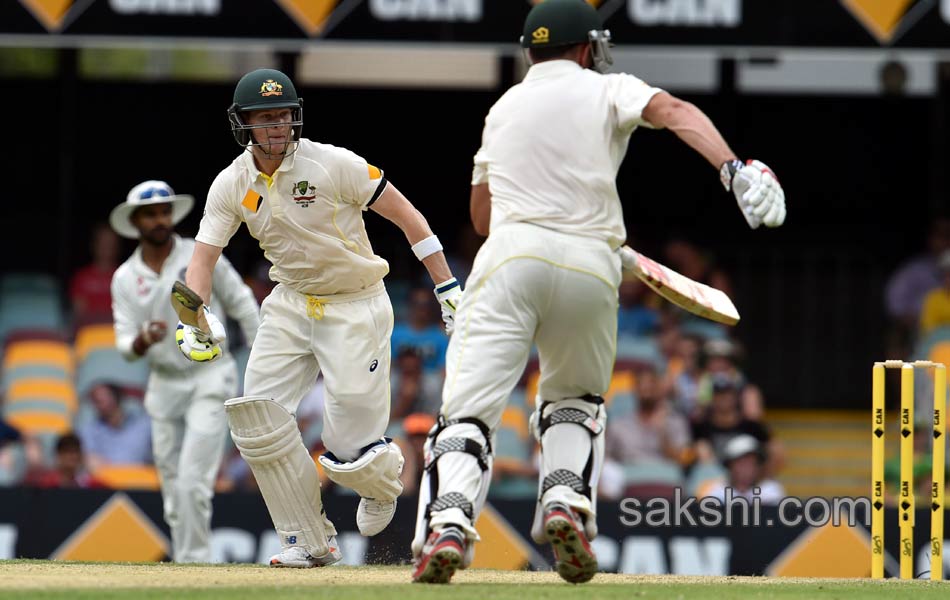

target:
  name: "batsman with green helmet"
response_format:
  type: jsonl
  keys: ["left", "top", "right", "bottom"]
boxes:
{"left": 179, "top": 68, "right": 462, "bottom": 568}
{"left": 411, "top": 0, "right": 786, "bottom": 585}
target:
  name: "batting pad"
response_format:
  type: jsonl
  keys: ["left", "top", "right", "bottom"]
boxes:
{"left": 318, "top": 439, "right": 405, "bottom": 502}
{"left": 226, "top": 396, "right": 330, "bottom": 558}
{"left": 529, "top": 398, "right": 606, "bottom": 544}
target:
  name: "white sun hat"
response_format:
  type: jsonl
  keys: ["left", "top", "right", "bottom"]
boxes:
{"left": 109, "top": 180, "right": 194, "bottom": 239}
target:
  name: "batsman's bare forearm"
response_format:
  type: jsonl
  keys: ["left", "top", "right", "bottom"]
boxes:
{"left": 185, "top": 241, "right": 224, "bottom": 305}
{"left": 642, "top": 92, "right": 736, "bottom": 169}
{"left": 371, "top": 183, "right": 453, "bottom": 283}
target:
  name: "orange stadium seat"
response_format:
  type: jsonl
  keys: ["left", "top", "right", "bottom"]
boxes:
{"left": 4, "top": 410, "right": 71, "bottom": 435}
{"left": 2, "top": 339, "right": 75, "bottom": 376}
{"left": 92, "top": 465, "right": 161, "bottom": 490}
{"left": 6, "top": 378, "right": 78, "bottom": 413}
{"left": 74, "top": 323, "right": 117, "bottom": 364}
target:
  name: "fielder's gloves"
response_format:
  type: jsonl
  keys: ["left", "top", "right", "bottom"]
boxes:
{"left": 434, "top": 277, "right": 462, "bottom": 336}
{"left": 175, "top": 306, "right": 226, "bottom": 363}
{"left": 720, "top": 159, "right": 786, "bottom": 229}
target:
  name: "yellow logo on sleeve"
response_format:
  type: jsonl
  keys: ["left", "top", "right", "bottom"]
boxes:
{"left": 367, "top": 164, "right": 382, "bottom": 180}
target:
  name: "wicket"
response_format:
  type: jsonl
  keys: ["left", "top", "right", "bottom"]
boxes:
{"left": 871, "top": 360, "right": 946, "bottom": 580}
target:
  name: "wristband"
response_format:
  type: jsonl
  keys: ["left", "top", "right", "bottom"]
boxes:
{"left": 719, "top": 159, "right": 743, "bottom": 192}
{"left": 411, "top": 235, "right": 443, "bottom": 261}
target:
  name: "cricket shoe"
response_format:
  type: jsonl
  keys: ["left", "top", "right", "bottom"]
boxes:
{"left": 543, "top": 502, "right": 597, "bottom": 584}
{"left": 357, "top": 498, "right": 396, "bottom": 536}
{"left": 411, "top": 526, "right": 466, "bottom": 584}
{"left": 269, "top": 538, "right": 342, "bottom": 568}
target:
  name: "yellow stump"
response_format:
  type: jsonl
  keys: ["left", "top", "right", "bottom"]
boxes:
{"left": 900, "top": 364, "right": 915, "bottom": 579}
{"left": 872, "top": 363, "right": 885, "bottom": 578}
{"left": 932, "top": 365, "right": 946, "bottom": 581}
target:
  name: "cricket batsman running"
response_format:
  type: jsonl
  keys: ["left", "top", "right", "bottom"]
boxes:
{"left": 178, "top": 68, "right": 461, "bottom": 567}
{"left": 411, "top": 0, "right": 785, "bottom": 584}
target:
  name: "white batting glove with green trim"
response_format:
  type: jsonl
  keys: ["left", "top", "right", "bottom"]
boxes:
{"left": 434, "top": 278, "right": 462, "bottom": 336}
{"left": 175, "top": 307, "right": 226, "bottom": 362}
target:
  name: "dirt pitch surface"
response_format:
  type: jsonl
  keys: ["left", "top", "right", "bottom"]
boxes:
{"left": 1, "top": 561, "right": 949, "bottom": 599}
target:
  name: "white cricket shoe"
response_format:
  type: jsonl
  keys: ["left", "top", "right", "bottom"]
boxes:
{"left": 269, "top": 538, "right": 342, "bottom": 568}
{"left": 357, "top": 498, "right": 397, "bottom": 536}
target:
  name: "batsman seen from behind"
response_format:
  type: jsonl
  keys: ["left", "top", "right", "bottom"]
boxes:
{"left": 410, "top": 0, "right": 785, "bottom": 585}
{"left": 109, "top": 181, "right": 260, "bottom": 563}
{"left": 180, "top": 68, "right": 461, "bottom": 568}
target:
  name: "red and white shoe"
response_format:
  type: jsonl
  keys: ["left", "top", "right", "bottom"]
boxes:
{"left": 269, "top": 538, "right": 342, "bottom": 568}
{"left": 543, "top": 503, "right": 597, "bottom": 584}
{"left": 411, "top": 526, "right": 466, "bottom": 584}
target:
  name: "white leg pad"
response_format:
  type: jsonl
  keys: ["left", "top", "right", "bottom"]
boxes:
{"left": 225, "top": 396, "right": 330, "bottom": 558}
{"left": 529, "top": 397, "right": 606, "bottom": 544}
{"left": 318, "top": 438, "right": 405, "bottom": 501}
{"left": 411, "top": 422, "right": 492, "bottom": 561}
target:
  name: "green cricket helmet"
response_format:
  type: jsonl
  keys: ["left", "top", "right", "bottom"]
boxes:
{"left": 520, "top": 0, "right": 613, "bottom": 73}
{"left": 227, "top": 68, "right": 304, "bottom": 156}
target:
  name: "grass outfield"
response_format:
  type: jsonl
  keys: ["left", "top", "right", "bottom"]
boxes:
{"left": 0, "top": 561, "right": 948, "bottom": 599}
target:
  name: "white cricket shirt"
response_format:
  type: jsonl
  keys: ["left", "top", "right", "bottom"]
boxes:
{"left": 197, "top": 139, "right": 390, "bottom": 297}
{"left": 472, "top": 60, "right": 663, "bottom": 249}
{"left": 111, "top": 235, "right": 260, "bottom": 374}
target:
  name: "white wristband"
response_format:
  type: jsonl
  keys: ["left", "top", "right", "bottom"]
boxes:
{"left": 411, "top": 235, "right": 443, "bottom": 261}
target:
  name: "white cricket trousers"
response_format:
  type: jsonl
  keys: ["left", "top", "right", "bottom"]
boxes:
{"left": 244, "top": 283, "right": 394, "bottom": 461}
{"left": 145, "top": 357, "right": 237, "bottom": 563}
{"left": 443, "top": 222, "right": 621, "bottom": 427}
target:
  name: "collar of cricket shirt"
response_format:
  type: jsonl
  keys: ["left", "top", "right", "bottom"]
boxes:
{"left": 524, "top": 59, "right": 583, "bottom": 81}
{"left": 240, "top": 145, "right": 298, "bottom": 183}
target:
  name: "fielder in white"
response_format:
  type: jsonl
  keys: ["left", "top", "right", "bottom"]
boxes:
{"left": 177, "top": 68, "right": 461, "bottom": 568}
{"left": 411, "top": 0, "right": 786, "bottom": 585}
{"left": 110, "top": 180, "right": 260, "bottom": 563}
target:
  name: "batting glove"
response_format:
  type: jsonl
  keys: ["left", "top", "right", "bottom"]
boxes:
{"left": 175, "top": 307, "right": 226, "bottom": 363}
{"left": 434, "top": 278, "right": 462, "bottom": 336}
{"left": 720, "top": 159, "right": 786, "bottom": 229}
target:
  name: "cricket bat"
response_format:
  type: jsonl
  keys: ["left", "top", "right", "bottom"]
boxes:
{"left": 621, "top": 246, "right": 740, "bottom": 326}
{"left": 170, "top": 280, "right": 212, "bottom": 334}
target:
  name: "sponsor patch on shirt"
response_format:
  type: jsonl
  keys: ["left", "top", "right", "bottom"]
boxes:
{"left": 241, "top": 190, "right": 262, "bottom": 212}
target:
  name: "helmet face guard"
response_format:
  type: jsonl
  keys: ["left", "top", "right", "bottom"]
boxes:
{"left": 227, "top": 101, "right": 304, "bottom": 159}
{"left": 588, "top": 29, "right": 613, "bottom": 74}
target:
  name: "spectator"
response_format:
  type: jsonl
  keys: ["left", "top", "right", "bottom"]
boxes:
{"left": 919, "top": 249, "right": 950, "bottom": 335}
{"left": 703, "top": 434, "right": 784, "bottom": 504}
{"left": 25, "top": 433, "right": 103, "bottom": 489}
{"left": 885, "top": 217, "right": 950, "bottom": 353}
{"left": 617, "top": 274, "right": 660, "bottom": 338}
{"left": 69, "top": 222, "right": 121, "bottom": 327}
{"left": 666, "top": 333, "right": 705, "bottom": 423}
{"left": 693, "top": 373, "right": 784, "bottom": 477}
{"left": 391, "top": 347, "right": 442, "bottom": 419}
{"left": 606, "top": 364, "right": 692, "bottom": 467}
{"left": 77, "top": 383, "right": 152, "bottom": 469}
{"left": 663, "top": 238, "right": 734, "bottom": 300}
{"left": 391, "top": 287, "right": 449, "bottom": 373}
{"left": 398, "top": 412, "right": 436, "bottom": 496}
{"left": 697, "top": 338, "right": 765, "bottom": 422}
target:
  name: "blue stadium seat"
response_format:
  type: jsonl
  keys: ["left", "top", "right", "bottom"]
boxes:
{"left": 0, "top": 292, "right": 65, "bottom": 346}
{"left": 0, "top": 272, "right": 60, "bottom": 296}
{"left": 75, "top": 348, "right": 150, "bottom": 400}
